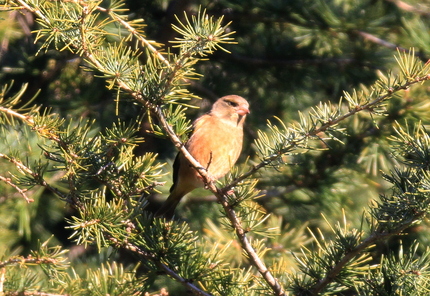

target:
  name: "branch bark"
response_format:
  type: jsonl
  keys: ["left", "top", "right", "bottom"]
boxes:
{"left": 356, "top": 30, "right": 428, "bottom": 62}
{"left": 154, "top": 106, "right": 286, "bottom": 296}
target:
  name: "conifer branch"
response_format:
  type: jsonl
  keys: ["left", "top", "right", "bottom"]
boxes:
{"left": 95, "top": 6, "right": 170, "bottom": 67}
{"left": 112, "top": 237, "right": 214, "bottom": 296}
{"left": 225, "top": 72, "right": 430, "bottom": 191}
{"left": 154, "top": 106, "right": 286, "bottom": 296}
{"left": 310, "top": 214, "right": 427, "bottom": 295}
{"left": 0, "top": 153, "right": 67, "bottom": 201}
{"left": 11, "top": 4, "right": 257, "bottom": 294}
{"left": 13, "top": 0, "right": 150, "bottom": 108}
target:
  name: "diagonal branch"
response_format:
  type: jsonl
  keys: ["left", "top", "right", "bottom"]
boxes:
{"left": 95, "top": 6, "right": 170, "bottom": 67}
{"left": 0, "top": 175, "right": 33, "bottom": 203}
{"left": 0, "top": 153, "right": 67, "bottom": 202}
{"left": 310, "top": 210, "right": 428, "bottom": 295}
{"left": 223, "top": 73, "right": 430, "bottom": 192}
{"left": 112, "top": 237, "right": 214, "bottom": 296}
{"left": 154, "top": 106, "right": 286, "bottom": 296}
{"left": 355, "top": 30, "right": 428, "bottom": 62}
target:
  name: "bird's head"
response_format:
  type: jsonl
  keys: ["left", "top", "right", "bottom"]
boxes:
{"left": 211, "top": 95, "right": 250, "bottom": 123}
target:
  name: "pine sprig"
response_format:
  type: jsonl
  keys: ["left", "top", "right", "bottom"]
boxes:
{"left": 359, "top": 242, "right": 430, "bottom": 295}
{"left": 292, "top": 213, "right": 372, "bottom": 294}
{"left": 0, "top": 237, "right": 72, "bottom": 295}
{"left": 85, "top": 262, "right": 147, "bottom": 296}
{"left": 389, "top": 122, "right": 430, "bottom": 170}
{"left": 302, "top": 132, "right": 430, "bottom": 294}
{"left": 67, "top": 190, "right": 133, "bottom": 249}
{"left": 0, "top": 83, "right": 40, "bottom": 127}
{"left": 91, "top": 42, "right": 142, "bottom": 90}
{"left": 171, "top": 7, "right": 236, "bottom": 55}
{"left": 226, "top": 49, "right": 430, "bottom": 191}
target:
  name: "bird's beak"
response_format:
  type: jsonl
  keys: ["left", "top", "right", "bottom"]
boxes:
{"left": 237, "top": 106, "right": 250, "bottom": 116}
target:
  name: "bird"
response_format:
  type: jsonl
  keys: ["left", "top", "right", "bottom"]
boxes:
{"left": 156, "top": 95, "right": 250, "bottom": 218}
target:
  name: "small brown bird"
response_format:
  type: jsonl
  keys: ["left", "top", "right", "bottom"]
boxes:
{"left": 156, "top": 95, "right": 250, "bottom": 218}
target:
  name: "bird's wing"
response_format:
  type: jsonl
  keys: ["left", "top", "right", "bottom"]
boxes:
{"left": 170, "top": 152, "right": 181, "bottom": 193}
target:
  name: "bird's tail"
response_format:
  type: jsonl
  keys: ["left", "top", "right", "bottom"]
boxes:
{"left": 155, "top": 190, "right": 185, "bottom": 219}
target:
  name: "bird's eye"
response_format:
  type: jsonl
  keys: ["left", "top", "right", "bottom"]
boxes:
{"left": 225, "top": 100, "right": 238, "bottom": 107}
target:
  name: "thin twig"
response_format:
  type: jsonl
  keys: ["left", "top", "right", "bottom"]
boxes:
{"left": 0, "top": 106, "right": 34, "bottom": 125}
{"left": 0, "top": 175, "right": 33, "bottom": 202}
{"left": 0, "top": 257, "right": 58, "bottom": 269}
{"left": 385, "top": 0, "right": 430, "bottom": 16}
{"left": 96, "top": 6, "right": 171, "bottom": 67}
{"left": 357, "top": 30, "right": 407, "bottom": 51}
{"left": 0, "top": 153, "right": 67, "bottom": 201}
{"left": 115, "top": 238, "right": 214, "bottom": 296}
{"left": 356, "top": 30, "right": 428, "bottom": 62}
{"left": 14, "top": 0, "right": 52, "bottom": 28}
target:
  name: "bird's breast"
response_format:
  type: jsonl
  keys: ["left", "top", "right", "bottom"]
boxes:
{"left": 186, "top": 116, "right": 244, "bottom": 180}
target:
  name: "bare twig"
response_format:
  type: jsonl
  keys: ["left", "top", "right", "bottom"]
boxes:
{"left": 385, "top": 0, "right": 430, "bottom": 16}
{"left": 357, "top": 30, "right": 406, "bottom": 51}
{"left": 356, "top": 31, "right": 428, "bottom": 62}
{"left": 0, "top": 256, "right": 58, "bottom": 269}
{"left": 0, "top": 175, "right": 33, "bottom": 202}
